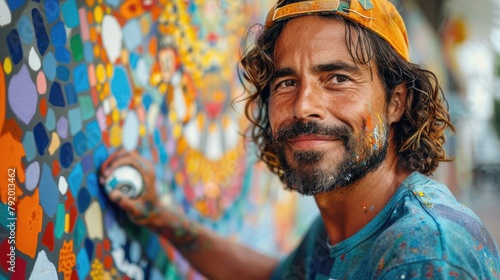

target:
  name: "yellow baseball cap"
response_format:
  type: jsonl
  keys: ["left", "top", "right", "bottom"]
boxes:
{"left": 265, "top": 0, "right": 410, "bottom": 61}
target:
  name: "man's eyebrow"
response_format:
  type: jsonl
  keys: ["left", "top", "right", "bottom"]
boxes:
{"left": 273, "top": 67, "right": 296, "bottom": 80}
{"left": 312, "top": 61, "right": 361, "bottom": 74}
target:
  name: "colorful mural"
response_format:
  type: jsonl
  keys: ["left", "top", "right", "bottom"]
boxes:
{"left": 0, "top": 0, "right": 318, "bottom": 279}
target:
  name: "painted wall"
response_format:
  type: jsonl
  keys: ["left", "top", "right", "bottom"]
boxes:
{"left": 0, "top": 0, "right": 317, "bottom": 279}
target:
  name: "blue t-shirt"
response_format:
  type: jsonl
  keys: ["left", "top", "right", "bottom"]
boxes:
{"left": 271, "top": 172, "right": 500, "bottom": 279}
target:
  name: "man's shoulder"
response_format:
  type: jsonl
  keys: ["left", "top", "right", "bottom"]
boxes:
{"left": 368, "top": 173, "right": 500, "bottom": 278}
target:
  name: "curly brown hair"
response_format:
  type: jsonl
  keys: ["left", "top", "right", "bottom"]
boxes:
{"left": 239, "top": 15, "right": 455, "bottom": 180}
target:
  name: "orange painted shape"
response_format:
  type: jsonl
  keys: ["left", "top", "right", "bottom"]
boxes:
{"left": 103, "top": 238, "right": 111, "bottom": 251}
{"left": 96, "top": 242, "right": 103, "bottom": 259}
{"left": 40, "top": 98, "right": 47, "bottom": 117}
{"left": 0, "top": 126, "right": 25, "bottom": 204}
{"left": 58, "top": 240, "right": 76, "bottom": 280}
{"left": 149, "top": 37, "right": 157, "bottom": 57}
{"left": 0, "top": 62, "right": 5, "bottom": 133}
{"left": 120, "top": 0, "right": 145, "bottom": 19}
{"left": 103, "top": 255, "right": 113, "bottom": 270}
{"left": 52, "top": 160, "right": 60, "bottom": 177}
{"left": 17, "top": 189, "right": 43, "bottom": 258}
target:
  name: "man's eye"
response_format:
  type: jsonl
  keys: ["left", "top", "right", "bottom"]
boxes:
{"left": 329, "top": 75, "right": 350, "bottom": 84}
{"left": 276, "top": 80, "right": 297, "bottom": 88}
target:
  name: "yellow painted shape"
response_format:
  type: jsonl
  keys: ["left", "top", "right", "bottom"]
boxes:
{"left": 96, "top": 64, "right": 106, "bottom": 84}
{"left": 48, "top": 132, "right": 61, "bottom": 155}
{"left": 94, "top": 5, "right": 103, "bottom": 23}
{"left": 3, "top": 57, "right": 12, "bottom": 75}
{"left": 109, "top": 124, "right": 122, "bottom": 147}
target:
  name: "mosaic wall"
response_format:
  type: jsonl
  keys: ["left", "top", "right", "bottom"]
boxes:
{"left": 0, "top": 0, "right": 317, "bottom": 279}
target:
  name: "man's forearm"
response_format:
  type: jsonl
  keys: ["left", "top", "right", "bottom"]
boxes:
{"left": 148, "top": 206, "right": 278, "bottom": 280}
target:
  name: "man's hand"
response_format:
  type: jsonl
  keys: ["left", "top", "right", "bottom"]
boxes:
{"left": 99, "top": 149, "right": 160, "bottom": 225}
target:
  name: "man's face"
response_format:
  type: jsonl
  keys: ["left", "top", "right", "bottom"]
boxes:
{"left": 269, "top": 16, "right": 391, "bottom": 195}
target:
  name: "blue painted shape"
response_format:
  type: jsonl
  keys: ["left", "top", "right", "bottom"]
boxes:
{"left": 43, "top": 52, "right": 57, "bottom": 81}
{"left": 104, "top": 0, "right": 120, "bottom": 7}
{"left": 23, "top": 131, "right": 36, "bottom": 162}
{"left": 32, "top": 8, "right": 50, "bottom": 56}
{"left": 61, "top": 0, "right": 80, "bottom": 28}
{"left": 123, "top": 20, "right": 142, "bottom": 51}
{"left": 77, "top": 187, "right": 91, "bottom": 213}
{"left": 153, "top": 129, "right": 161, "bottom": 147}
{"left": 64, "top": 83, "right": 77, "bottom": 105}
{"left": 39, "top": 163, "right": 59, "bottom": 218}
{"left": 158, "top": 146, "right": 168, "bottom": 164}
{"left": 129, "top": 52, "right": 139, "bottom": 68}
{"left": 59, "top": 142, "right": 74, "bottom": 168}
{"left": 56, "top": 65, "right": 70, "bottom": 81}
{"left": 86, "top": 172, "right": 98, "bottom": 197}
{"left": 93, "top": 144, "right": 107, "bottom": 169}
{"left": 84, "top": 42, "right": 94, "bottom": 63}
{"left": 49, "top": 82, "right": 66, "bottom": 107}
{"left": 82, "top": 154, "right": 93, "bottom": 174}
{"left": 73, "top": 131, "right": 87, "bottom": 156}
{"left": 17, "top": 16, "right": 34, "bottom": 44}
{"left": 45, "top": 108, "right": 56, "bottom": 131}
{"left": 51, "top": 22, "right": 66, "bottom": 46}
{"left": 6, "top": 0, "right": 26, "bottom": 11}
{"left": 86, "top": 121, "right": 101, "bottom": 149}
{"left": 111, "top": 67, "right": 132, "bottom": 109}
{"left": 84, "top": 238, "right": 94, "bottom": 260}
{"left": 146, "top": 236, "right": 160, "bottom": 260}
{"left": 68, "top": 107, "right": 82, "bottom": 136}
{"left": 55, "top": 46, "right": 71, "bottom": 63}
{"left": 6, "top": 29, "right": 23, "bottom": 65}
{"left": 129, "top": 240, "right": 141, "bottom": 263}
{"left": 44, "top": 0, "right": 60, "bottom": 23}
{"left": 74, "top": 217, "right": 86, "bottom": 247}
{"left": 76, "top": 248, "right": 90, "bottom": 280}
{"left": 33, "top": 122, "right": 49, "bottom": 156}
{"left": 143, "top": 94, "right": 152, "bottom": 111}
{"left": 74, "top": 64, "right": 90, "bottom": 93}
{"left": 68, "top": 163, "right": 83, "bottom": 196}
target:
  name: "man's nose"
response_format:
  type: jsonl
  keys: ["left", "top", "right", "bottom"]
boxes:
{"left": 292, "top": 83, "right": 327, "bottom": 121}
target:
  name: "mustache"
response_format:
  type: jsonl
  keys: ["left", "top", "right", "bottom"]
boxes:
{"left": 273, "top": 121, "right": 351, "bottom": 143}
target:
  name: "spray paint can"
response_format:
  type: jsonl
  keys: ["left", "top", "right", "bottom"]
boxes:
{"left": 104, "top": 165, "right": 144, "bottom": 198}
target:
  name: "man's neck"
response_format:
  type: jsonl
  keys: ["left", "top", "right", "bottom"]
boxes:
{"left": 313, "top": 158, "right": 411, "bottom": 245}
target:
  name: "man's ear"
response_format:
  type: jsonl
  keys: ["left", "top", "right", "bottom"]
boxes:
{"left": 388, "top": 83, "right": 407, "bottom": 125}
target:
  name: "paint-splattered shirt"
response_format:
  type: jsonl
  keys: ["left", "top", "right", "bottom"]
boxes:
{"left": 271, "top": 172, "right": 500, "bottom": 279}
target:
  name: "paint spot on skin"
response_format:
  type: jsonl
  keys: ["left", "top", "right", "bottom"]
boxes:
{"left": 17, "top": 189, "right": 43, "bottom": 258}
{"left": 123, "top": 19, "right": 142, "bottom": 51}
{"left": 77, "top": 187, "right": 91, "bottom": 213}
{"left": 111, "top": 66, "right": 132, "bottom": 109}
{"left": 34, "top": 122, "right": 49, "bottom": 155}
{"left": 23, "top": 130, "right": 36, "bottom": 162}
{"left": 55, "top": 46, "right": 71, "bottom": 63}
{"left": 46, "top": 108, "right": 56, "bottom": 131}
{"left": 17, "top": 15, "right": 33, "bottom": 43}
{"left": 8, "top": 65, "right": 38, "bottom": 125}
{"left": 29, "top": 250, "right": 58, "bottom": 279}
{"left": 68, "top": 107, "right": 82, "bottom": 136}
{"left": 74, "top": 63, "right": 90, "bottom": 93}
{"left": 79, "top": 95, "right": 94, "bottom": 120}
{"left": 70, "top": 34, "right": 84, "bottom": 62}
{"left": 59, "top": 142, "right": 74, "bottom": 168}
{"left": 49, "top": 82, "right": 66, "bottom": 107}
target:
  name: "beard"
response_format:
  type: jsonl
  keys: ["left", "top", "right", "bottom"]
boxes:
{"left": 273, "top": 121, "right": 389, "bottom": 196}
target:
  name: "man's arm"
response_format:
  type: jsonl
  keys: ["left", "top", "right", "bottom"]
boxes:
{"left": 100, "top": 149, "right": 278, "bottom": 280}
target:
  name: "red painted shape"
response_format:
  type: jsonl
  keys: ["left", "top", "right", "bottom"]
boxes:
{"left": 42, "top": 222, "right": 55, "bottom": 252}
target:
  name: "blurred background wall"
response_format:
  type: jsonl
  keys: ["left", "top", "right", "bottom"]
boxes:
{"left": 0, "top": 0, "right": 499, "bottom": 279}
